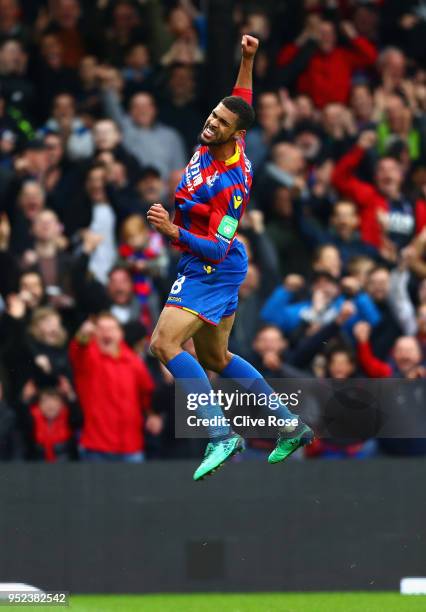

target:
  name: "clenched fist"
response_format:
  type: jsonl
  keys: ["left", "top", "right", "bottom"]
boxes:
{"left": 241, "top": 35, "right": 259, "bottom": 60}
{"left": 147, "top": 203, "right": 179, "bottom": 241}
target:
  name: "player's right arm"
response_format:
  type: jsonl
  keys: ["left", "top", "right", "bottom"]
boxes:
{"left": 177, "top": 195, "right": 242, "bottom": 263}
{"left": 147, "top": 196, "right": 243, "bottom": 264}
{"left": 232, "top": 35, "right": 259, "bottom": 107}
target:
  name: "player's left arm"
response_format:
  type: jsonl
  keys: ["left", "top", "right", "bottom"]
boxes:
{"left": 232, "top": 35, "right": 259, "bottom": 107}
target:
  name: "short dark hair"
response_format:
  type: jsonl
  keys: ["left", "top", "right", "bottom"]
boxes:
{"left": 221, "top": 96, "right": 255, "bottom": 131}
{"left": 325, "top": 344, "right": 356, "bottom": 365}
{"left": 108, "top": 264, "right": 132, "bottom": 280}
{"left": 139, "top": 165, "right": 161, "bottom": 181}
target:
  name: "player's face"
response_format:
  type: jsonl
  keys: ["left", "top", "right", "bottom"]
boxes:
{"left": 199, "top": 103, "right": 240, "bottom": 146}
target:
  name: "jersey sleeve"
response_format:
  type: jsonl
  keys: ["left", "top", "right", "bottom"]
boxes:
{"left": 232, "top": 86, "right": 253, "bottom": 105}
{"left": 176, "top": 186, "right": 245, "bottom": 264}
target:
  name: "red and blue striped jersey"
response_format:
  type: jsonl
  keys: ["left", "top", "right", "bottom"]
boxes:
{"left": 172, "top": 87, "right": 253, "bottom": 264}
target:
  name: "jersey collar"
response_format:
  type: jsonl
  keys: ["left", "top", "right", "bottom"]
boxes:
{"left": 225, "top": 143, "right": 240, "bottom": 166}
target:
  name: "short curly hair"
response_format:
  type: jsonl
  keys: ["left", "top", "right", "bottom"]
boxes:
{"left": 221, "top": 95, "right": 255, "bottom": 131}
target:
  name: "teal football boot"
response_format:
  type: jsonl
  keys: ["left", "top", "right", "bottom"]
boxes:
{"left": 193, "top": 434, "right": 245, "bottom": 481}
{"left": 268, "top": 423, "right": 314, "bottom": 464}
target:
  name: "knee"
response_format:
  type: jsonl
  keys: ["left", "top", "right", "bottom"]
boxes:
{"left": 149, "top": 332, "right": 177, "bottom": 364}
{"left": 198, "top": 351, "right": 232, "bottom": 373}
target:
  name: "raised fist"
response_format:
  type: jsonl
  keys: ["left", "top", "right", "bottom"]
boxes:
{"left": 241, "top": 35, "right": 259, "bottom": 60}
{"left": 353, "top": 321, "right": 372, "bottom": 343}
{"left": 358, "top": 130, "right": 377, "bottom": 150}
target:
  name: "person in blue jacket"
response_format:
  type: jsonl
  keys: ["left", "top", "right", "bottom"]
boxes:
{"left": 261, "top": 270, "right": 381, "bottom": 336}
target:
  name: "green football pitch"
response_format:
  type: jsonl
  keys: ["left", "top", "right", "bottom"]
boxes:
{"left": 4, "top": 593, "right": 426, "bottom": 612}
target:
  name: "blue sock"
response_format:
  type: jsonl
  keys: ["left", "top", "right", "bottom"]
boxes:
{"left": 167, "top": 351, "right": 231, "bottom": 440}
{"left": 221, "top": 355, "right": 299, "bottom": 424}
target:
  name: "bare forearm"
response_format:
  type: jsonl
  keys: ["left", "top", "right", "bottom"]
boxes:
{"left": 235, "top": 57, "right": 254, "bottom": 91}
{"left": 234, "top": 35, "right": 258, "bottom": 91}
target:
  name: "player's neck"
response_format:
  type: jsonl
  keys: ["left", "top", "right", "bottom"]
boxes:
{"left": 208, "top": 141, "right": 237, "bottom": 162}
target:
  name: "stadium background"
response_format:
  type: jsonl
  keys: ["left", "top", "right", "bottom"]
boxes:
{"left": 0, "top": 0, "right": 425, "bottom": 609}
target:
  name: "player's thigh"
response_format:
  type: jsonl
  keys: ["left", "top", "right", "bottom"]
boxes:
{"left": 151, "top": 306, "right": 205, "bottom": 353}
{"left": 193, "top": 314, "right": 235, "bottom": 372}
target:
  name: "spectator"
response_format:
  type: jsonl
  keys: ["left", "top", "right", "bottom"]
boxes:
{"left": 0, "top": 38, "right": 34, "bottom": 123}
{"left": 39, "top": 93, "right": 94, "bottom": 160}
{"left": 135, "top": 166, "right": 167, "bottom": 214}
{"left": 27, "top": 387, "right": 78, "bottom": 462}
{"left": 77, "top": 55, "right": 102, "bottom": 120}
{"left": 306, "top": 344, "right": 378, "bottom": 459}
{"left": 18, "top": 271, "right": 46, "bottom": 311}
{"left": 161, "top": 5, "right": 204, "bottom": 66}
{"left": 42, "top": 0, "right": 99, "bottom": 70}
{"left": 71, "top": 254, "right": 154, "bottom": 333}
{"left": 261, "top": 269, "right": 380, "bottom": 336}
{"left": 264, "top": 185, "right": 312, "bottom": 277}
{"left": 82, "top": 164, "right": 116, "bottom": 284}
{"left": 354, "top": 320, "right": 424, "bottom": 378}
{"left": 296, "top": 199, "right": 380, "bottom": 265}
{"left": 43, "top": 132, "right": 81, "bottom": 220}
{"left": 69, "top": 313, "right": 160, "bottom": 462}
{"left": 9, "top": 180, "right": 46, "bottom": 255}
{"left": 277, "top": 18, "right": 377, "bottom": 108}
{"left": 365, "top": 265, "right": 404, "bottom": 359}
{"left": 118, "top": 214, "right": 168, "bottom": 331}
{"left": 158, "top": 63, "right": 202, "bottom": 156}
{"left": 312, "top": 244, "right": 342, "bottom": 279}
{"left": 92, "top": 118, "right": 142, "bottom": 184}
{"left": 103, "top": 0, "right": 148, "bottom": 67}
{"left": 254, "top": 141, "right": 306, "bottom": 212}
{"left": 350, "top": 84, "right": 377, "bottom": 131}
{"left": 376, "top": 93, "right": 426, "bottom": 163}
{"left": 332, "top": 130, "right": 426, "bottom": 251}
{"left": 20, "top": 209, "right": 75, "bottom": 310}
{"left": 1, "top": 297, "right": 72, "bottom": 403}
{"left": 35, "top": 33, "right": 80, "bottom": 120}
{"left": 100, "top": 66, "right": 186, "bottom": 178}
{"left": 121, "top": 43, "right": 155, "bottom": 98}
{"left": 384, "top": 1, "right": 426, "bottom": 63}
{"left": 375, "top": 47, "right": 408, "bottom": 95}
{"left": 0, "top": 0, "right": 29, "bottom": 45}
{"left": 245, "top": 91, "right": 285, "bottom": 171}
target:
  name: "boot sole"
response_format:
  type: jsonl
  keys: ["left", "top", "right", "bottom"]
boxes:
{"left": 194, "top": 438, "right": 245, "bottom": 482}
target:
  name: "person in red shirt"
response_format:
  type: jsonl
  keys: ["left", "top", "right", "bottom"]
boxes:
{"left": 277, "top": 18, "right": 377, "bottom": 109}
{"left": 332, "top": 130, "right": 426, "bottom": 250}
{"left": 69, "top": 313, "right": 161, "bottom": 462}
{"left": 30, "top": 388, "right": 74, "bottom": 462}
{"left": 353, "top": 321, "right": 424, "bottom": 378}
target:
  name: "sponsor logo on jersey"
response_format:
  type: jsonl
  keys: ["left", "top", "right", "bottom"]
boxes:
{"left": 233, "top": 194, "right": 243, "bottom": 209}
{"left": 206, "top": 170, "right": 220, "bottom": 187}
{"left": 185, "top": 149, "right": 203, "bottom": 192}
{"left": 203, "top": 265, "right": 216, "bottom": 274}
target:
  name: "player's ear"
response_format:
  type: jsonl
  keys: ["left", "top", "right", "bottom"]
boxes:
{"left": 234, "top": 129, "right": 246, "bottom": 141}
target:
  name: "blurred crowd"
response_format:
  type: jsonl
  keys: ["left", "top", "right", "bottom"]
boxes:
{"left": 1, "top": 0, "right": 426, "bottom": 462}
